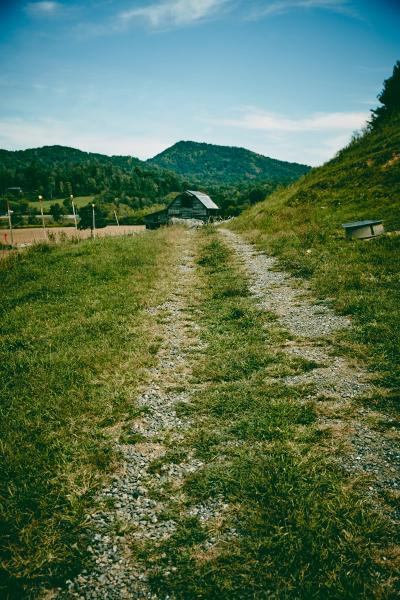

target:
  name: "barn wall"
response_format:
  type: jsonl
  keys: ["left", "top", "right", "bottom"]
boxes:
{"left": 144, "top": 210, "right": 168, "bottom": 229}
{"left": 167, "top": 195, "right": 209, "bottom": 220}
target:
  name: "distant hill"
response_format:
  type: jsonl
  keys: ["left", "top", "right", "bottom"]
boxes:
{"left": 0, "top": 145, "right": 185, "bottom": 204}
{"left": 147, "top": 140, "right": 311, "bottom": 185}
{"left": 0, "top": 142, "right": 311, "bottom": 218}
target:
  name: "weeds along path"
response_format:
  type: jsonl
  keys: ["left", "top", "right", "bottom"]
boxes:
{"left": 57, "top": 228, "right": 210, "bottom": 599}
{"left": 221, "top": 228, "right": 399, "bottom": 510}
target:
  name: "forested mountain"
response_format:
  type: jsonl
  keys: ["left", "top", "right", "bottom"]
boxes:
{"left": 0, "top": 145, "right": 186, "bottom": 204}
{"left": 0, "top": 142, "right": 311, "bottom": 220}
{"left": 147, "top": 140, "right": 311, "bottom": 184}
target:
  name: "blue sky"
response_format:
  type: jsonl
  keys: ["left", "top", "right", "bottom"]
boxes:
{"left": 0, "top": 0, "right": 399, "bottom": 165}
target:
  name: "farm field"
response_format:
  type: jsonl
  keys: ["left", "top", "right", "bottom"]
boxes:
{"left": 0, "top": 225, "right": 145, "bottom": 247}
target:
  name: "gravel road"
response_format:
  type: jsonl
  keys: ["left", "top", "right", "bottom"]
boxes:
{"left": 54, "top": 228, "right": 399, "bottom": 598}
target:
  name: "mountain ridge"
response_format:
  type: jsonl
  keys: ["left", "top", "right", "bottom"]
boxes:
{"left": 147, "top": 140, "right": 311, "bottom": 184}
{"left": 0, "top": 141, "right": 311, "bottom": 215}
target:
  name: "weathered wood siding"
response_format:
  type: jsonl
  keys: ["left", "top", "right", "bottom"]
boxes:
{"left": 168, "top": 195, "right": 209, "bottom": 220}
{"left": 144, "top": 210, "right": 168, "bottom": 229}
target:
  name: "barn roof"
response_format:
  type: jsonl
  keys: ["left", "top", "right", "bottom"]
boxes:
{"left": 187, "top": 190, "right": 219, "bottom": 210}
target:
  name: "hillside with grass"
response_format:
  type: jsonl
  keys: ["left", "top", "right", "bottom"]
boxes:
{"left": 148, "top": 140, "right": 311, "bottom": 185}
{"left": 231, "top": 78, "right": 400, "bottom": 408}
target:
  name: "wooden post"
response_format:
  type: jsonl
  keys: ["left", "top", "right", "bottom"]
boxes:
{"left": 38, "top": 195, "right": 47, "bottom": 239}
{"left": 91, "top": 203, "right": 96, "bottom": 238}
{"left": 7, "top": 201, "right": 14, "bottom": 248}
{"left": 71, "top": 195, "right": 78, "bottom": 231}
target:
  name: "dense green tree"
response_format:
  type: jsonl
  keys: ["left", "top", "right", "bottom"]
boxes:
{"left": 78, "top": 203, "right": 107, "bottom": 230}
{"left": 0, "top": 143, "right": 310, "bottom": 222}
{"left": 0, "top": 145, "right": 185, "bottom": 201}
{"left": 49, "top": 203, "right": 67, "bottom": 222}
{"left": 249, "top": 188, "right": 266, "bottom": 205}
{"left": 148, "top": 140, "right": 310, "bottom": 185}
{"left": 370, "top": 61, "right": 400, "bottom": 126}
{"left": 62, "top": 197, "right": 73, "bottom": 211}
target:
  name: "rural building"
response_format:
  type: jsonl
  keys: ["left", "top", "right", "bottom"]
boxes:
{"left": 144, "top": 190, "right": 219, "bottom": 229}
{"left": 342, "top": 219, "right": 384, "bottom": 240}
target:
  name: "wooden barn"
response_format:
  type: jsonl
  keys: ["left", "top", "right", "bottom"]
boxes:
{"left": 144, "top": 190, "right": 219, "bottom": 229}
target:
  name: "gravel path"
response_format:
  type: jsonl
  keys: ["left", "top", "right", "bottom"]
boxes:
{"left": 53, "top": 227, "right": 398, "bottom": 599}
{"left": 55, "top": 231, "right": 227, "bottom": 599}
{"left": 221, "top": 229, "right": 400, "bottom": 508}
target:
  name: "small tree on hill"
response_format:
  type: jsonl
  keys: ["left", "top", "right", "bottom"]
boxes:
{"left": 49, "top": 203, "right": 67, "bottom": 222}
{"left": 370, "top": 60, "right": 400, "bottom": 127}
{"left": 248, "top": 188, "right": 266, "bottom": 205}
{"left": 78, "top": 203, "right": 107, "bottom": 230}
{"left": 63, "top": 197, "right": 73, "bottom": 211}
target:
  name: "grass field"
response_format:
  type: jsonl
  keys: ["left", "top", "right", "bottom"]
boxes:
{"left": 139, "top": 227, "right": 396, "bottom": 599}
{"left": 0, "top": 229, "right": 180, "bottom": 598}
{"left": 1, "top": 223, "right": 398, "bottom": 598}
{"left": 28, "top": 195, "right": 94, "bottom": 211}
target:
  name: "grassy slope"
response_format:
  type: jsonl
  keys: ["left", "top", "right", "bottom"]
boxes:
{"left": 0, "top": 230, "right": 179, "bottom": 598}
{"left": 141, "top": 229, "right": 396, "bottom": 599}
{"left": 230, "top": 115, "right": 400, "bottom": 408}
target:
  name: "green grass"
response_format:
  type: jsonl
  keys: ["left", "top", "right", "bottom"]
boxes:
{"left": 0, "top": 228, "right": 180, "bottom": 598}
{"left": 230, "top": 115, "right": 400, "bottom": 409}
{"left": 28, "top": 195, "right": 94, "bottom": 211}
{"left": 140, "top": 228, "right": 397, "bottom": 599}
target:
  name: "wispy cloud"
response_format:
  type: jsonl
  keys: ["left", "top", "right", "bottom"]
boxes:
{"left": 119, "top": 0, "right": 232, "bottom": 30}
{"left": 249, "top": 0, "right": 359, "bottom": 20}
{"left": 25, "top": 1, "right": 62, "bottom": 16}
{"left": 212, "top": 107, "right": 369, "bottom": 132}
{"left": 202, "top": 106, "right": 370, "bottom": 165}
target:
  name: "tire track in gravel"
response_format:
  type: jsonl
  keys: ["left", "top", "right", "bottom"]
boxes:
{"left": 220, "top": 228, "right": 399, "bottom": 511}
{"left": 55, "top": 229, "right": 227, "bottom": 600}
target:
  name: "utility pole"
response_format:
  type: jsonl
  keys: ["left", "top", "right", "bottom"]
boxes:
{"left": 38, "top": 195, "right": 47, "bottom": 239}
{"left": 7, "top": 201, "right": 14, "bottom": 248}
{"left": 71, "top": 194, "right": 78, "bottom": 230}
{"left": 91, "top": 203, "right": 96, "bottom": 238}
